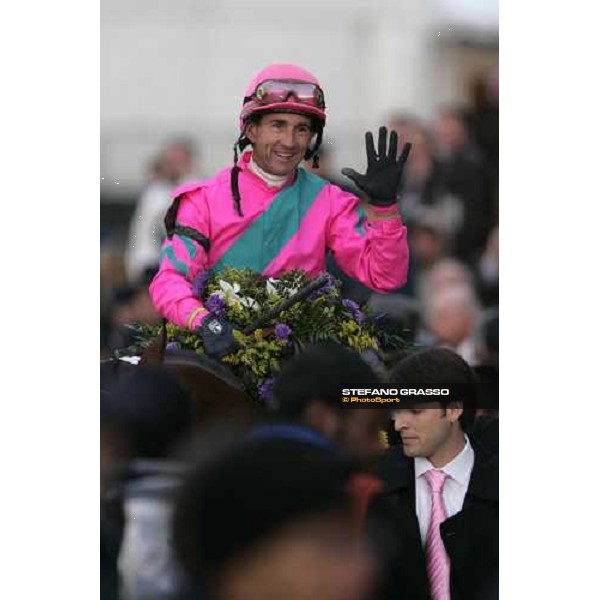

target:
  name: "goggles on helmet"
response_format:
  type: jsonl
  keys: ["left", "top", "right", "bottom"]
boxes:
{"left": 243, "top": 79, "right": 326, "bottom": 110}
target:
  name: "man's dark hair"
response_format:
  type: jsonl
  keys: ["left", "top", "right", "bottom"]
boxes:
{"left": 388, "top": 347, "right": 477, "bottom": 431}
{"left": 272, "top": 342, "right": 381, "bottom": 419}
{"left": 172, "top": 436, "right": 357, "bottom": 581}
{"left": 101, "top": 365, "right": 193, "bottom": 458}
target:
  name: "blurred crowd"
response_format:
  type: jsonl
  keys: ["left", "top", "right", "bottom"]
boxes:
{"left": 325, "top": 69, "right": 499, "bottom": 376}
{"left": 100, "top": 69, "right": 498, "bottom": 380}
{"left": 101, "top": 139, "right": 196, "bottom": 355}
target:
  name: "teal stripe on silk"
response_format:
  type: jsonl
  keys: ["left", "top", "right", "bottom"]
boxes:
{"left": 355, "top": 206, "right": 367, "bottom": 236}
{"left": 175, "top": 233, "right": 198, "bottom": 261}
{"left": 160, "top": 245, "right": 190, "bottom": 276}
{"left": 214, "top": 169, "right": 327, "bottom": 273}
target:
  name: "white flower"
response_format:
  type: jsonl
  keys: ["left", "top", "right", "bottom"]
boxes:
{"left": 266, "top": 277, "right": 299, "bottom": 298}
{"left": 217, "top": 280, "right": 260, "bottom": 311}
{"left": 217, "top": 280, "right": 242, "bottom": 304}
{"left": 266, "top": 278, "right": 280, "bottom": 296}
{"left": 240, "top": 296, "right": 261, "bottom": 312}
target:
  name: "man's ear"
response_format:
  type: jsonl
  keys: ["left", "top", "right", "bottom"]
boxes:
{"left": 304, "top": 399, "right": 340, "bottom": 439}
{"left": 446, "top": 402, "right": 464, "bottom": 425}
{"left": 245, "top": 122, "right": 257, "bottom": 144}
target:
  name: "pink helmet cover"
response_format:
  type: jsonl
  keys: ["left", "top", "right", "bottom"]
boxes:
{"left": 239, "top": 63, "right": 326, "bottom": 132}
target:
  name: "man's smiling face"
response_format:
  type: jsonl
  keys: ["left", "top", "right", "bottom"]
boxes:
{"left": 246, "top": 112, "right": 315, "bottom": 177}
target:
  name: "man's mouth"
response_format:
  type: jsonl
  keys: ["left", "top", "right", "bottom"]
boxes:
{"left": 273, "top": 151, "right": 296, "bottom": 160}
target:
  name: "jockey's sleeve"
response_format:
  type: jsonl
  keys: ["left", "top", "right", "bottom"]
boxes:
{"left": 149, "top": 191, "right": 211, "bottom": 330}
{"left": 326, "top": 186, "right": 409, "bottom": 292}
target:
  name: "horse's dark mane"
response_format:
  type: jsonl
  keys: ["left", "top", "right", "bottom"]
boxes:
{"left": 161, "top": 349, "right": 245, "bottom": 392}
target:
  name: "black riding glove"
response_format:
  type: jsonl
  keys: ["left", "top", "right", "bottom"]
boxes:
{"left": 341, "top": 126, "right": 411, "bottom": 207}
{"left": 197, "top": 315, "right": 238, "bottom": 359}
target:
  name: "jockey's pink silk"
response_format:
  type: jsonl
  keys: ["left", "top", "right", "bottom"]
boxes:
{"left": 149, "top": 152, "right": 409, "bottom": 330}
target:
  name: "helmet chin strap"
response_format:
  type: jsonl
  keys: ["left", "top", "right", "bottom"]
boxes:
{"left": 305, "top": 126, "right": 323, "bottom": 169}
{"left": 231, "top": 133, "right": 250, "bottom": 217}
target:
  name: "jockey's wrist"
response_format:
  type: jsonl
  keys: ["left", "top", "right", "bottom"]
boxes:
{"left": 364, "top": 203, "right": 400, "bottom": 220}
{"left": 187, "top": 306, "right": 210, "bottom": 330}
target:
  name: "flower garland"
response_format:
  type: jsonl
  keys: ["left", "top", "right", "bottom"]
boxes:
{"left": 131, "top": 268, "right": 408, "bottom": 404}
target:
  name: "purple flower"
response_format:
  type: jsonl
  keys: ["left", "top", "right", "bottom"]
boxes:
{"left": 274, "top": 323, "right": 292, "bottom": 340}
{"left": 166, "top": 341, "right": 181, "bottom": 351}
{"left": 206, "top": 293, "right": 227, "bottom": 317}
{"left": 342, "top": 298, "right": 360, "bottom": 311}
{"left": 258, "top": 377, "right": 275, "bottom": 405}
{"left": 308, "top": 273, "right": 336, "bottom": 301}
{"left": 342, "top": 298, "right": 365, "bottom": 324}
{"left": 191, "top": 270, "right": 211, "bottom": 299}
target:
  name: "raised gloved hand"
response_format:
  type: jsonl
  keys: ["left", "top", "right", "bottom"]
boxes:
{"left": 341, "top": 126, "right": 411, "bottom": 207}
{"left": 197, "top": 314, "right": 238, "bottom": 359}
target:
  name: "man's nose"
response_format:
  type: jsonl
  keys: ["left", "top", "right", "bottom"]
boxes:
{"left": 280, "top": 128, "right": 296, "bottom": 148}
{"left": 392, "top": 412, "right": 410, "bottom": 432}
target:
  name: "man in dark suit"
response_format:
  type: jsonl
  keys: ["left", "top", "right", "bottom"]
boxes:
{"left": 378, "top": 348, "right": 498, "bottom": 600}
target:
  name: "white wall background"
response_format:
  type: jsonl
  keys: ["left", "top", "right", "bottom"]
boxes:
{"left": 101, "top": 0, "right": 498, "bottom": 197}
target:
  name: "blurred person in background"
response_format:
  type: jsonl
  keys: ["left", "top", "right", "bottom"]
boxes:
{"left": 380, "top": 348, "right": 498, "bottom": 600}
{"left": 362, "top": 213, "right": 455, "bottom": 335}
{"left": 101, "top": 366, "right": 195, "bottom": 600}
{"left": 105, "top": 286, "right": 138, "bottom": 352}
{"left": 412, "top": 258, "right": 477, "bottom": 346}
{"left": 476, "top": 225, "right": 499, "bottom": 307}
{"left": 388, "top": 113, "right": 418, "bottom": 145}
{"left": 389, "top": 213, "right": 454, "bottom": 304}
{"left": 421, "top": 284, "right": 481, "bottom": 366}
{"left": 126, "top": 139, "right": 197, "bottom": 285}
{"left": 391, "top": 117, "right": 462, "bottom": 238}
{"left": 271, "top": 342, "right": 388, "bottom": 466}
{"left": 417, "top": 257, "right": 475, "bottom": 303}
{"left": 410, "top": 218, "right": 452, "bottom": 275}
{"left": 433, "top": 106, "right": 490, "bottom": 263}
{"left": 466, "top": 69, "right": 499, "bottom": 227}
{"left": 105, "top": 268, "right": 162, "bottom": 353}
{"left": 149, "top": 63, "right": 412, "bottom": 359}
{"left": 101, "top": 241, "right": 129, "bottom": 356}
{"left": 475, "top": 309, "right": 498, "bottom": 370}
{"left": 473, "top": 309, "right": 499, "bottom": 417}
{"left": 172, "top": 435, "right": 381, "bottom": 600}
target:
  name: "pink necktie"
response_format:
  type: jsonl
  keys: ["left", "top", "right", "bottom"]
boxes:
{"left": 424, "top": 469, "right": 451, "bottom": 600}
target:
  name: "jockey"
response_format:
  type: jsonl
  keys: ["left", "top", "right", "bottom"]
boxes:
{"left": 149, "top": 63, "right": 411, "bottom": 358}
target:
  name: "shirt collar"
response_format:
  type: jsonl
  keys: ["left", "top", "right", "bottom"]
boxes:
{"left": 239, "top": 151, "right": 296, "bottom": 189}
{"left": 248, "top": 155, "right": 289, "bottom": 188}
{"left": 415, "top": 435, "right": 474, "bottom": 486}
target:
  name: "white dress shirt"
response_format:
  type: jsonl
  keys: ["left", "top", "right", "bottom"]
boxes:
{"left": 414, "top": 435, "right": 475, "bottom": 545}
